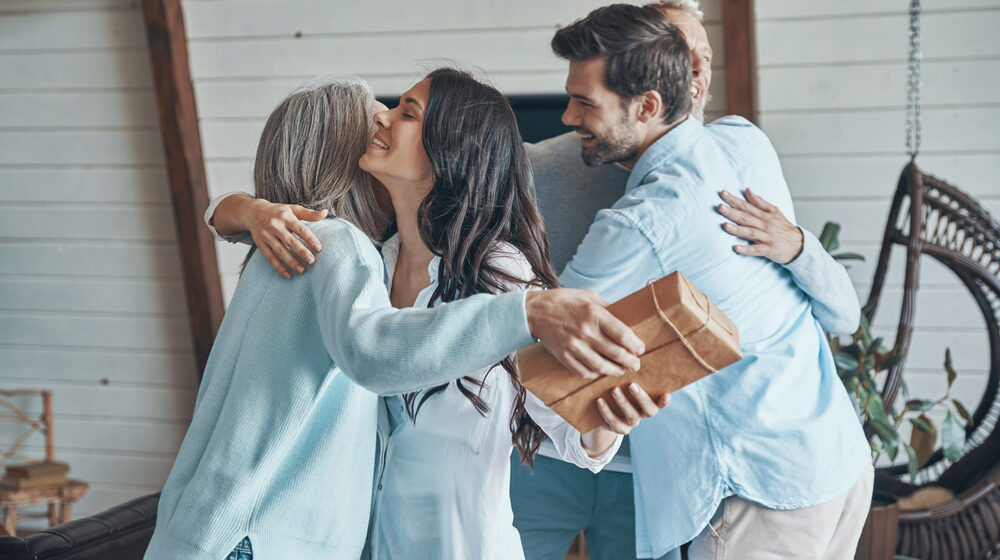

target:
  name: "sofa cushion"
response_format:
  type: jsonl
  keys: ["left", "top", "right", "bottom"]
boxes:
{"left": 0, "top": 493, "right": 158, "bottom": 560}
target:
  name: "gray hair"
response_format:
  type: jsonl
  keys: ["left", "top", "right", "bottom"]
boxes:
{"left": 645, "top": 0, "right": 704, "bottom": 20}
{"left": 252, "top": 76, "right": 389, "bottom": 241}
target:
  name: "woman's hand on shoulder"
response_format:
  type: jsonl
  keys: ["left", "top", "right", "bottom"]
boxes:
{"left": 244, "top": 198, "right": 328, "bottom": 279}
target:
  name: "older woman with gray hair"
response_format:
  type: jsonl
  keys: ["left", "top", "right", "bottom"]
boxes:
{"left": 143, "top": 77, "right": 644, "bottom": 560}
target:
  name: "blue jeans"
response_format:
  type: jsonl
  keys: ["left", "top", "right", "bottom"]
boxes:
{"left": 510, "top": 453, "right": 679, "bottom": 560}
{"left": 225, "top": 537, "right": 252, "bottom": 560}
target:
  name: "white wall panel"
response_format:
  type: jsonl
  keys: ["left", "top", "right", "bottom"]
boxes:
{"left": 0, "top": 167, "right": 171, "bottom": 203}
{"left": 1, "top": 242, "right": 184, "bottom": 279}
{"left": 0, "top": 278, "right": 187, "bottom": 315}
{"left": 0, "top": 9, "right": 147, "bottom": 51}
{"left": 782, "top": 153, "right": 1000, "bottom": 200}
{"left": 0, "top": 51, "right": 153, "bottom": 90}
{"left": 1, "top": 347, "right": 198, "bottom": 386}
{"left": 764, "top": 107, "right": 1000, "bottom": 156}
{"left": 0, "top": 1, "right": 197, "bottom": 527}
{"left": 757, "top": 0, "right": 997, "bottom": 20}
{"left": 0, "top": 206, "right": 177, "bottom": 241}
{"left": 759, "top": 58, "right": 1000, "bottom": 112}
{"left": 757, "top": 10, "right": 1000, "bottom": 67}
{"left": 0, "top": 129, "right": 164, "bottom": 166}
{"left": 0, "top": 91, "right": 160, "bottom": 127}
{"left": 0, "top": 312, "right": 193, "bottom": 352}
{"left": 756, "top": 2, "right": 999, "bottom": 468}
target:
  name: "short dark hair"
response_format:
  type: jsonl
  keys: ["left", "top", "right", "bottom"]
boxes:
{"left": 552, "top": 3, "right": 692, "bottom": 124}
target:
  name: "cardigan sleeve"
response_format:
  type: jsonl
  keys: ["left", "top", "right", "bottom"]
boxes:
{"left": 308, "top": 219, "right": 537, "bottom": 395}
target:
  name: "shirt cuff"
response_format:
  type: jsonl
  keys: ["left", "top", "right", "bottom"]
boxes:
{"left": 561, "top": 426, "right": 623, "bottom": 474}
{"left": 784, "top": 227, "right": 822, "bottom": 278}
{"left": 205, "top": 191, "right": 254, "bottom": 245}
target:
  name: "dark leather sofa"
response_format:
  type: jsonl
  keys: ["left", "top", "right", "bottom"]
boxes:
{"left": 0, "top": 493, "right": 158, "bottom": 560}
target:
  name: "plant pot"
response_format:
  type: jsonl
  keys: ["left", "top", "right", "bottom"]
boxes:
{"left": 855, "top": 501, "right": 900, "bottom": 560}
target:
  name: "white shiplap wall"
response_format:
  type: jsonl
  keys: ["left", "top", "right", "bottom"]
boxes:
{"left": 181, "top": 0, "right": 726, "bottom": 300}
{"left": 755, "top": 0, "right": 1000, "bottom": 446}
{"left": 0, "top": 0, "right": 197, "bottom": 528}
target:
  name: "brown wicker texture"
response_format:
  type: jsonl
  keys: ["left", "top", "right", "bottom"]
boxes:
{"left": 863, "top": 161, "right": 1000, "bottom": 559}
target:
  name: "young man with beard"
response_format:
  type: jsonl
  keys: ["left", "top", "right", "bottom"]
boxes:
{"left": 513, "top": 4, "right": 873, "bottom": 559}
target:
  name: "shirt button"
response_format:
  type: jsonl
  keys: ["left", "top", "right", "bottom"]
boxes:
{"left": 377, "top": 484, "right": 382, "bottom": 490}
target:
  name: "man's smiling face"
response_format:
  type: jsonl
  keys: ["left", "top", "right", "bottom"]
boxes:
{"left": 561, "top": 57, "right": 643, "bottom": 168}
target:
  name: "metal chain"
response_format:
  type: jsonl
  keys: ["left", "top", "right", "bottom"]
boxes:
{"left": 905, "top": 0, "right": 922, "bottom": 158}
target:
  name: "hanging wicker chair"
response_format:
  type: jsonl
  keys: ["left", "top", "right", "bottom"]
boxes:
{"left": 863, "top": 161, "right": 1000, "bottom": 559}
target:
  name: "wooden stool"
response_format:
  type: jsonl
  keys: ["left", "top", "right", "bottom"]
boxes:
{"left": 0, "top": 390, "right": 89, "bottom": 537}
{"left": 0, "top": 479, "right": 88, "bottom": 536}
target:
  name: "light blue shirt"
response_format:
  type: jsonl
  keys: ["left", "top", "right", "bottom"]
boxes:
{"left": 145, "top": 218, "right": 536, "bottom": 560}
{"left": 559, "top": 117, "right": 871, "bottom": 557}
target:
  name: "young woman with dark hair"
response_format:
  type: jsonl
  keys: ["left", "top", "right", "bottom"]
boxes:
{"left": 208, "top": 68, "right": 669, "bottom": 559}
{"left": 361, "top": 69, "right": 669, "bottom": 559}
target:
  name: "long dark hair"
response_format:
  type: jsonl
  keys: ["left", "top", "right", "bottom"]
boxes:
{"left": 402, "top": 68, "right": 559, "bottom": 465}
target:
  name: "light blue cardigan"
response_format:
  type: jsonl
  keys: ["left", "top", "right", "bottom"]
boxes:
{"left": 144, "top": 218, "right": 535, "bottom": 560}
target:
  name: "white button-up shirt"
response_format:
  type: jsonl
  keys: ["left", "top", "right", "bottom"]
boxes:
{"left": 368, "top": 234, "right": 621, "bottom": 560}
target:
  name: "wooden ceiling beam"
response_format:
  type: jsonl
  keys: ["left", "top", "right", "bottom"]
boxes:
{"left": 142, "top": 0, "right": 224, "bottom": 377}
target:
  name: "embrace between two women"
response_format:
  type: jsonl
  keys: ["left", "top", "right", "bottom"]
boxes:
{"left": 145, "top": 69, "right": 666, "bottom": 560}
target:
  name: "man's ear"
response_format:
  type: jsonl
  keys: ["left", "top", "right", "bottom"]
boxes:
{"left": 634, "top": 90, "right": 664, "bottom": 123}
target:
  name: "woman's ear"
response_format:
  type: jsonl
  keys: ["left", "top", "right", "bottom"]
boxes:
{"left": 635, "top": 90, "right": 664, "bottom": 124}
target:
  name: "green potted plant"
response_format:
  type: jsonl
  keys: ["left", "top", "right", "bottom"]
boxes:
{"left": 819, "top": 223, "right": 971, "bottom": 560}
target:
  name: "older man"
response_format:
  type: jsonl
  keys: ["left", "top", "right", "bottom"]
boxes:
{"left": 509, "top": 2, "right": 870, "bottom": 560}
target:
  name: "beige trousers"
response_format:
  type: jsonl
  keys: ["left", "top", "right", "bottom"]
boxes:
{"left": 687, "top": 463, "right": 874, "bottom": 560}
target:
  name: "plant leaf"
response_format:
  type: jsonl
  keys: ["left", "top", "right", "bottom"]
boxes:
{"left": 909, "top": 416, "right": 933, "bottom": 433}
{"left": 944, "top": 348, "right": 957, "bottom": 389}
{"left": 833, "top": 252, "right": 866, "bottom": 262}
{"left": 867, "top": 391, "right": 888, "bottom": 418}
{"left": 845, "top": 376, "right": 860, "bottom": 393}
{"left": 901, "top": 442, "right": 920, "bottom": 483}
{"left": 941, "top": 410, "right": 965, "bottom": 462}
{"left": 870, "top": 415, "right": 899, "bottom": 454}
{"left": 910, "top": 414, "right": 937, "bottom": 468}
{"left": 901, "top": 377, "right": 911, "bottom": 402}
{"left": 857, "top": 315, "right": 874, "bottom": 347}
{"left": 905, "top": 399, "right": 936, "bottom": 412}
{"left": 819, "top": 222, "right": 841, "bottom": 253}
{"left": 953, "top": 399, "right": 973, "bottom": 424}
{"left": 834, "top": 353, "right": 860, "bottom": 372}
{"left": 869, "top": 337, "right": 884, "bottom": 354}
{"left": 881, "top": 353, "right": 904, "bottom": 371}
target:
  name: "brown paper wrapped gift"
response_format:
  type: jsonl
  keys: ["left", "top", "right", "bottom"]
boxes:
{"left": 518, "top": 271, "right": 742, "bottom": 433}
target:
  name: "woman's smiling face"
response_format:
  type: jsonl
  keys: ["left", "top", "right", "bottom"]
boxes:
{"left": 359, "top": 78, "right": 434, "bottom": 198}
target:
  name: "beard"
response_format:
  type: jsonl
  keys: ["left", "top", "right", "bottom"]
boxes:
{"left": 579, "top": 113, "right": 641, "bottom": 167}
{"left": 691, "top": 89, "right": 710, "bottom": 122}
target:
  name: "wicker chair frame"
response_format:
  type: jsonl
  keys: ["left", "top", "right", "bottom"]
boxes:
{"left": 863, "top": 161, "right": 1000, "bottom": 559}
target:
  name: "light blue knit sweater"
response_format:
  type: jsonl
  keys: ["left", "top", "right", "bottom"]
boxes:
{"left": 144, "top": 218, "right": 535, "bottom": 560}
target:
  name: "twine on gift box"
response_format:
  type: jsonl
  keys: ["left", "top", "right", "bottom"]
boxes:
{"left": 648, "top": 283, "right": 719, "bottom": 373}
